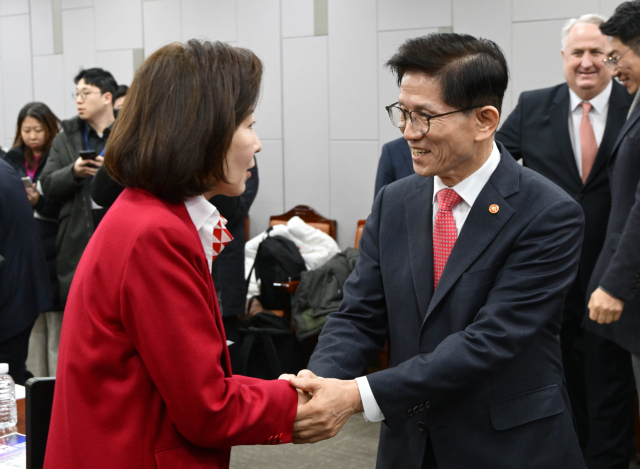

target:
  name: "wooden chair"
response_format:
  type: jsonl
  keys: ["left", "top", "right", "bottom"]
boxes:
{"left": 354, "top": 219, "right": 366, "bottom": 248}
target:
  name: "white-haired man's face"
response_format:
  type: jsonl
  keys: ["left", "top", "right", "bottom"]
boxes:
{"left": 561, "top": 22, "right": 611, "bottom": 100}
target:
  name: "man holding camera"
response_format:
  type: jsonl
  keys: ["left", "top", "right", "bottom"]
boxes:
{"left": 40, "top": 68, "right": 117, "bottom": 308}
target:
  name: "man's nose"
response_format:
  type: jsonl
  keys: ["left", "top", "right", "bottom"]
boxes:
{"left": 403, "top": 121, "right": 422, "bottom": 141}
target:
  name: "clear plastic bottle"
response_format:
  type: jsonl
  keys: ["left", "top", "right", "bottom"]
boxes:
{"left": 0, "top": 363, "right": 17, "bottom": 429}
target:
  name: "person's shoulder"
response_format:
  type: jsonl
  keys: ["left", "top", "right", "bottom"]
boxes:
{"left": 380, "top": 173, "right": 427, "bottom": 200}
{"left": 517, "top": 83, "right": 566, "bottom": 105}
{"left": 3, "top": 147, "right": 24, "bottom": 169}
{"left": 516, "top": 162, "right": 579, "bottom": 212}
{"left": 382, "top": 136, "right": 409, "bottom": 153}
{"left": 59, "top": 115, "right": 83, "bottom": 136}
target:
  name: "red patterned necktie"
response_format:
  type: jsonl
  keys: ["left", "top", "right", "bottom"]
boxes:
{"left": 580, "top": 101, "right": 598, "bottom": 184}
{"left": 212, "top": 216, "right": 233, "bottom": 263}
{"left": 433, "top": 188, "right": 462, "bottom": 289}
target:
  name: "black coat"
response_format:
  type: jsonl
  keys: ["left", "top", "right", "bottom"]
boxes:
{"left": 585, "top": 101, "right": 640, "bottom": 355}
{"left": 3, "top": 146, "right": 62, "bottom": 310}
{"left": 374, "top": 137, "right": 413, "bottom": 197}
{"left": 0, "top": 159, "right": 51, "bottom": 341}
{"left": 496, "top": 82, "right": 632, "bottom": 313}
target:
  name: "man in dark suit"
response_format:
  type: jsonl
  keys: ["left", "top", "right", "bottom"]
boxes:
{"left": 496, "top": 14, "right": 633, "bottom": 456}
{"left": 585, "top": 4, "right": 640, "bottom": 469}
{"left": 288, "top": 33, "right": 585, "bottom": 469}
{"left": 0, "top": 159, "right": 51, "bottom": 385}
{"left": 374, "top": 136, "right": 413, "bottom": 196}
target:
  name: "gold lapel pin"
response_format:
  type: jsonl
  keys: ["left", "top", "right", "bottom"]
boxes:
{"left": 489, "top": 204, "right": 499, "bottom": 214}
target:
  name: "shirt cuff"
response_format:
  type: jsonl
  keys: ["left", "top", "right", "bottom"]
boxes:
{"left": 355, "top": 376, "right": 385, "bottom": 422}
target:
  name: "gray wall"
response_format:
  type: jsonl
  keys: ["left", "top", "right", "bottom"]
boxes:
{"left": 0, "top": 0, "right": 622, "bottom": 247}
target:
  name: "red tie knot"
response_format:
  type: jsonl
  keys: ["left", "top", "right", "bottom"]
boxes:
{"left": 581, "top": 101, "right": 592, "bottom": 115}
{"left": 436, "top": 188, "right": 462, "bottom": 212}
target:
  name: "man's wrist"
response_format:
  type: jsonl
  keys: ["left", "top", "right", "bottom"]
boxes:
{"left": 348, "top": 380, "right": 364, "bottom": 414}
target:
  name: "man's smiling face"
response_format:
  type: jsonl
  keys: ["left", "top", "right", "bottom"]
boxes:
{"left": 562, "top": 22, "right": 611, "bottom": 100}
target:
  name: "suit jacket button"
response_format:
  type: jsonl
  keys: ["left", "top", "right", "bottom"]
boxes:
{"left": 418, "top": 422, "right": 427, "bottom": 433}
{"left": 425, "top": 401, "right": 431, "bottom": 409}
{"left": 418, "top": 404, "right": 425, "bottom": 412}
{"left": 413, "top": 406, "right": 419, "bottom": 414}
{"left": 407, "top": 409, "right": 413, "bottom": 417}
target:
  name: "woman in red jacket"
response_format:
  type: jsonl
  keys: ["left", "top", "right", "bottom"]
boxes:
{"left": 45, "top": 40, "right": 302, "bottom": 469}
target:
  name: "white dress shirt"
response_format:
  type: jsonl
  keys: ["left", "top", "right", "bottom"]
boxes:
{"left": 184, "top": 195, "right": 221, "bottom": 274}
{"left": 356, "top": 142, "right": 501, "bottom": 422}
{"left": 568, "top": 81, "right": 612, "bottom": 179}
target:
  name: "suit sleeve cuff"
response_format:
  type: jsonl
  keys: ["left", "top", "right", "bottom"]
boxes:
{"left": 355, "top": 376, "right": 385, "bottom": 422}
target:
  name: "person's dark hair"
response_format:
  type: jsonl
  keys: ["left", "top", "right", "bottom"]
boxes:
{"left": 12, "top": 102, "right": 61, "bottom": 169}
{"left": 600, "top": 1, "right": 640, "bottom": 54}
{"left": 386, "top": 33, "right": 509, "bottom": 115}
{"left": 104, "top": 40, "right": 263, "bottom": 203}
{"left": 74, "top": 68, "right": 118, "bottom": 103}
{"left": 113, "top": 85, "right": 128, "bottom": 102}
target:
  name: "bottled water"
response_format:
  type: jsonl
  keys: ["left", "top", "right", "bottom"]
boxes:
{"left": 0, "top": 363, "right": 17, "bottom": 429}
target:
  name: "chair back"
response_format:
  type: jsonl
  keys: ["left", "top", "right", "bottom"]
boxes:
{"left": 25, "top": 377, "right": 55, "bottom": 469}
{"left": 354, "top": 219, "right": 366, "bottom": 248}
{"left": 269, "top": 205, "right": 337, "bottom": 240}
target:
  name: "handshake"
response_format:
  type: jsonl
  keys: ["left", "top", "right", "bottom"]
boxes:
{"left": 278, "top": 370, "right": 365, "bottom": 444}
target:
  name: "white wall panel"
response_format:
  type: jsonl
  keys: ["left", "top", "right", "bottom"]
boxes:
{"left": 237, "top": 0, "right": 282, "bottom": 140}
{"left": 0, "top": 0, "right": 29, "bottom": 16}
{"left": 30, "top": 0, "right": 55, "bottom": 55}
{"left": 600, "top": 0, "right": 620, "bottom": 17}
{"left": 378, "top": 0, "right": 451, "bottom": 31}
{"left": 61, "top": 0, "right": 92, "bottom": 8}
{"left": 62, "top": 7, "right": 95, "bottom": 117}
{"left": 328, "top": 0, "right": 377, "bottom": 140}
{"left": 0, "top": 55, "right": 5, "bottom": 150}
{"left": 377, "top": 28, "right": 436, "bottom": 152}
{"left": 1, "top": 15, "right": 33, "bottom": 140}
{"left": 281, "top": 0, "right": 314, "bottom": 38}
{"left": 95, "top": 0, "right": 142, "bottom": 51}
{"left": 511, "top": 20, "right": 566, "bottom": 105}
{"left": 513, "top": 0, "right": 598, "bottom": 22}
{"left": 282, "top": 36, "right": 330, "bottom": 215}
{"left": 452, "top": 0, "right": 514, "bottom": 117}
{"left": 330, "top": 141, "right": 378, "bottom": 248}
{"left": 96, "top": 49, "right": 134, "bottom": 86}
{"left": 33, "top": 54, "right": 65, "bottom": 119}
{"left": 249, "top": 141, "right": 284, "bottom": 238}
{"left": 181, "top": 0, "right": 236, "bottom": 43}
{"left": 142, "top": 0, "right": 181, "bottom": 57}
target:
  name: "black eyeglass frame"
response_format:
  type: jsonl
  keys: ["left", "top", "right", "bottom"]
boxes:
{"left": 385, "top": 103, "right": 485, "bottom": 134}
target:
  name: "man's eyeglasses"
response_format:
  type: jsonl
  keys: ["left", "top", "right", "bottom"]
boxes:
{"left": 71, "top": 90, "right": 102, "bottom": 101}
{"left": 385, "top": 103, "right": 483, "bottom": 134}
{"left": 602, "top": 48, "right": 631, "bottom": 69}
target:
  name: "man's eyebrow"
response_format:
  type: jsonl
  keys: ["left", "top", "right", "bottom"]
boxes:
{"left": 397, "top": 100, "right": 437, "bottom": 114}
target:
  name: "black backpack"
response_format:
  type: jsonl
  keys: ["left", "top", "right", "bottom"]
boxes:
{"left": 247, "top": 228, "right": 307, "bottom": 310}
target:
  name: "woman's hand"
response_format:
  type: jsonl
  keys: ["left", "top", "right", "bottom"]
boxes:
{"left": 26, "top": 183, "right": 40, "bottom": 206}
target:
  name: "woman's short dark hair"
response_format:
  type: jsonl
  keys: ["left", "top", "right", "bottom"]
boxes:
{"left": 600, "top": 1, "right": 640, "bottom": 54}
{"left": 386, "top": 33, "right": 509, "bottom": 115}
{"left": 12, "top": 102, "right": 61, "bottom": 167}
{"left": 104, "top": 40, "right": 263, "bottom": 203}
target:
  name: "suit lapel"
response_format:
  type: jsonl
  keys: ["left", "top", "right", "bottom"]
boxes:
{"left": 549, "top": 85, "right": 583, "bottom": 188}
{"left": 405, "top": 176, "right": 434, "bottom": 319}
{"left": 424, "top": 149, "right": 518, "bottom": 321}
{"left": 585, "top": 82, "right": 632, "bottom": 186}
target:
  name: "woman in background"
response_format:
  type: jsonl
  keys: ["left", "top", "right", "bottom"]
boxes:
{"left": 3, "top": 102, "right": 62, "bottom": 378}
{"left": 44, "top": 40, "right": 303, "bottom": 469}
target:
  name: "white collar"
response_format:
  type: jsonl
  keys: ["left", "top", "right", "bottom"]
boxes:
{"left": 184, "top": 195, "right": 220, "bottom": 273}
{"left": 433, "top": 141, "right": 501, "bottom": 207}
{"left": 569, "top": 80, "right": 612, "bottom": 115}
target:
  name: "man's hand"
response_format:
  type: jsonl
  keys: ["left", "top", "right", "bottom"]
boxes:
{"left": 588, "top": 287, "right": 624, "bottom": 324}
{"left": 25, "top": 183, "right": 40, "bottom": 206}
{"left": 290, "top": 377, "right": 363, "bottom": 444}
{"left": 73, "top": 155, "right": 104, "bottom": 178}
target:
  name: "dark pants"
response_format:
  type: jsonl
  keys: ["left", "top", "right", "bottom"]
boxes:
{"left": 560, "top": 307, "right": 589, "bottom": 447}
{"left": 0, "top": 323, "right": 35, "bottom": 385}
{"left": 583, "top": 331, "right": 636, "bottom": 469}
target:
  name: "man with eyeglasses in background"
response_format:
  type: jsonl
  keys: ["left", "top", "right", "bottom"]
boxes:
{"left": 496, "top": 14, "right": 633, "bottom": 464}
{"left": 40, "top": 68, "right": 117, "bottom": 310}
{"left": 584, "top": 3, "right": 640, "bottom": 469}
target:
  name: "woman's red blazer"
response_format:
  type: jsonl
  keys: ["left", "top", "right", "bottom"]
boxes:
{"left": 44, "top": 189, "right": 297, "bottom": 469}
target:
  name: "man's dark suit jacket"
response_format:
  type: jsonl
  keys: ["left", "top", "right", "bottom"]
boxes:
{"left": 496, "top": 82, "right": 632, "bottom": 312}
{"left": 374, "top": 137, "right": 413, "bottom": 196}
{"left": 0, "top": 159, "right": 51, "bottom": 342}
{"left": 586, "top": 102, "right": 640, "bottom": 355}
{"left": 308, "top": 143, "right": 585, "bottom": 469}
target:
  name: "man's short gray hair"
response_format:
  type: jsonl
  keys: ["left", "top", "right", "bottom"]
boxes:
{"left": 562, "top": 14, "right": 608, "bottom": 49}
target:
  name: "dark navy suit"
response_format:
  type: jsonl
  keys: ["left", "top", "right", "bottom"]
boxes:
{"left": 374, "top": 137, "right": 413, "bottom": 196}
{"left": 309, "top": 143, "right": 585, "bottom": 468}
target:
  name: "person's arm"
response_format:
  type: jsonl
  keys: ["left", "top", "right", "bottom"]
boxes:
{"left": 374, "top": 144, "right": 396, "bottom": 197}
{"left": 39, "top": 135, "right": 82, "bottom": 203}
{"left": 495, "top": 96, "right": 524, "bottom": 162}
{"left": 89, "top": 165, "right": 124, "bottom": 208}
{"left": 120, "top": 224, "right": 298, "bottom": 447}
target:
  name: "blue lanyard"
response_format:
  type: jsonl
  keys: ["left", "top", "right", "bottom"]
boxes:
{"left": 84, "top": 125, "right": 106, "bottom": 156}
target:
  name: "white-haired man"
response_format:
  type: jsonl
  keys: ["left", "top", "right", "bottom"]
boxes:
{"left": 496, "top": 14, "right": 634, "bottom": 465}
